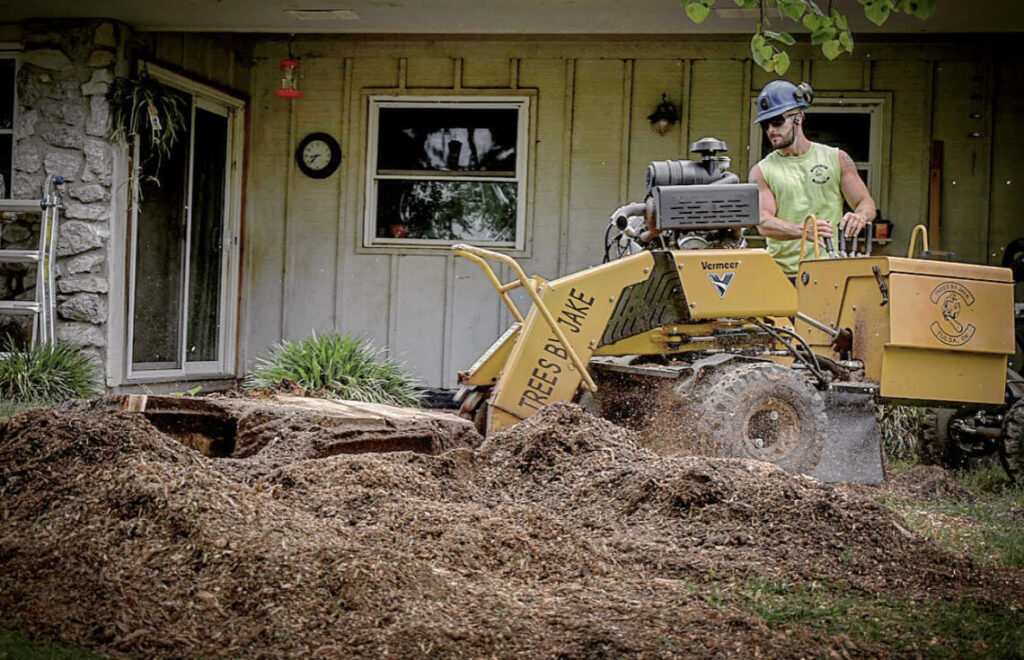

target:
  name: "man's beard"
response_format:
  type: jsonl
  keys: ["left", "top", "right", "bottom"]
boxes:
{"left": 772, "top": 124, "right": 796, "bottom": 150}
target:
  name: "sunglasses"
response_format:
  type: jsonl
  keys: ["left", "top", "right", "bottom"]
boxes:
{"left": 760, "top": 112, "right": 799, "bottom": 131}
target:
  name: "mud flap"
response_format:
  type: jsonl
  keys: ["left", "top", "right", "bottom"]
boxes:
{"left": 811, "top": 391, "right": 885, "bottom": 484}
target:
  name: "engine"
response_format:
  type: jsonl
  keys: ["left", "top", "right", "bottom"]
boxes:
{"left": 604, "top": 137, "right": 759, "bottom": 262}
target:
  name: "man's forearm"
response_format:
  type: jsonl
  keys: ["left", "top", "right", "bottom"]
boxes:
{"left": 758, "top": 215, "right": 805, "bottom": 240}
{"left": 853, "top": 197, "right": 876, "bottom": 222}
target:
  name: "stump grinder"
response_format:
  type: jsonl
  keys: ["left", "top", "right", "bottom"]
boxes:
{"left": 453, "top": 138, "right": 1020, "bottom": 484}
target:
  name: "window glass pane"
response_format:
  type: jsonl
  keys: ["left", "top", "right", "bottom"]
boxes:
{"left": 0, "top": 134, "right": 10, "bottom": 199}
{"left": 186, "top": 107, "right": 228, "bottom": 363}
{"left": 376, "top": 107, "right": 518, "bottom": 173}
{"left": 0, "top": 58, "right": 13, "bottom": 130}
{"left": 803, "top": 113, "right": 871, "bottom": 162}
{"left": 375, "top": 179, "right": 517, "bottom": 241}
{"left": 132, "top": 91, "right": 191, "bottom": 370}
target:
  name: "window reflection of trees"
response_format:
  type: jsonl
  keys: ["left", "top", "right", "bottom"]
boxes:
{"left": 380, "top": 180, "right": 515, "bottom": 241}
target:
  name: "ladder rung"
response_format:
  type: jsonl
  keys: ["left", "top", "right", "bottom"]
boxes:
{"left": 0, "top": 300, "right": 41, "bottom": 314}
{"left": 0, "top": 199, "right": 44, "bottom": 214}
{"left": 0, "top": 250, "right": 41, "bottom": 263}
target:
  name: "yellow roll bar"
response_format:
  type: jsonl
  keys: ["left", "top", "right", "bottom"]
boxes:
{"left": 798, "top": 213, "right": 824, "bottom": 262}
{"left": 906, "top": 224, "right": 929, "bottom": 259}
{"left": 452, "top": 243, "right": 597, "bottom": 392}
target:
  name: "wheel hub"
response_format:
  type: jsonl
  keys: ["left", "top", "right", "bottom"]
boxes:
{"left": 745, "top": 400, "right": 799, "bottom": 459}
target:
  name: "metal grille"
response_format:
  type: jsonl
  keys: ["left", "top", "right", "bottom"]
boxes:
{"left": 600, "top": 252, "right": 689, "bottom": 347}
{"left": 652, "top": 183, "right": 758, "bottom": 231}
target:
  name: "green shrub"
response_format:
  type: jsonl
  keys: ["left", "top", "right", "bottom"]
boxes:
{"left": 0, "top": 339, "right": 101, "bottom": 406}
{"left": 244, "top": 333, "right": 421, "bottom": 407}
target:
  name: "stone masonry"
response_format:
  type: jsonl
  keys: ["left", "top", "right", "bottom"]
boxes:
{"left": 11, "top": 20, "right": 120, "bottom": 366}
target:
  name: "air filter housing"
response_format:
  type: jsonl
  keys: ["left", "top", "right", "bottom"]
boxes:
{"left": 649, "top": 183, "right": 759, "bottom": 232}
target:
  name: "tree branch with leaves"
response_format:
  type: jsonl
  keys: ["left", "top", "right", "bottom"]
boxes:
{"left": 683, "top": 0, "right": 938, "bottom": 74}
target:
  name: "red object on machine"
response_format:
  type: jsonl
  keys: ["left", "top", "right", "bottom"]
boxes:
{"left": 275, "top": 58, "right": 303, "bottom": 98}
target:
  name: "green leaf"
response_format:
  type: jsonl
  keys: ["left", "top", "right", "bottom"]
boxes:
{"left": 780, "top": 0, "right": 805, "bottom": 21}
{"left": 802, "top": 12, "right": 823, "bottom": 29}
{"left": 822, "top": 39, "right": 843, "bottom": 60}
{"left": 751, "top": 34, "right": 771, "bottom": 68}
{"left": 734, "top": 0, "right": 759, "bottom": 8}
{"left": 839, "top": 30, "right": 854, "bottom": 53}
{"left": 810, "top": 26, "right": 837, "bottom": 45}
{"left": 765, "top": 30, "right": 797, "bottom": 46}
{"left": 832, "top": 8, "right": 849, "bottom": 30}
{"left": 685, "top": 0, "right": 712, "bottom": 23}
{"left": 907, "top": 0, "right": 937, "bottom": 19}
{"left": 773, "top": 50, "right": 791, "bottom": 75}
{"left": 863, "top": 0, "right": 891, "bottom": 25}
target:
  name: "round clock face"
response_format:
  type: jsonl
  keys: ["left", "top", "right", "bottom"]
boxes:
{"left": 295, "top": 132, "right": 341, "bottom": 179}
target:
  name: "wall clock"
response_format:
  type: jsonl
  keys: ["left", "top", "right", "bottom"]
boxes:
{"left": 295, "top": 132, "right": 342, "bottom": 179}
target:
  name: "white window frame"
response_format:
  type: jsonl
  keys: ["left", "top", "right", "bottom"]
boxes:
{"left": 0, "top": 46, "right": 20, "bottom": 200}
{"left": 363, "top": 95, "right": 530, "bottom": 251}
{"left": 749, "top": 94, "right": 887, "bottom": 207}
{"left": 124, "top": 63, "right": 245, "bottom": 383}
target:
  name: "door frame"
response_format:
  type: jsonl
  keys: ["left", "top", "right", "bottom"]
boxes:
{"left": 118, "top": 63, "right": 245, "bottom": 384}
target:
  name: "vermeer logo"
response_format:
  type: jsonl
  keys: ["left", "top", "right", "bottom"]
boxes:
{"left": 707, "top": 272, "right": 735, "bottom": 299}
{"left": 810, "top": 164, "right": 831, "bottom": 185}
{"left": 929, "top": 281, "right": 976, "bottom": 346}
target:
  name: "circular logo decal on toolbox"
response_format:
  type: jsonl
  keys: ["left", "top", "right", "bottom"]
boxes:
{"left": 928, "top": 281, "right": 976, "bottom": 346}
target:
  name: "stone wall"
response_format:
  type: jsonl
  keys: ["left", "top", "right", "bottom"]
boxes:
{"left": 12, "top": 20, "right": 121, "bottom": 364}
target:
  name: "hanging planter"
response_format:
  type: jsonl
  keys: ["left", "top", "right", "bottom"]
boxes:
{"left": 107, "top": 66, "right": 187, "bottom": 199}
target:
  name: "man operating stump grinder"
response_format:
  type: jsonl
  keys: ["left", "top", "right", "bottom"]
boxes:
{"left": 749, "top": 80, "right": 877, "bottom": 279}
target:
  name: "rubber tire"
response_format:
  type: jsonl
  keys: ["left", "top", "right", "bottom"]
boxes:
{"left": 918, "top": 408, "right": 962, "bottom": 469}
{"left": 1000, "top": 399, "right": 1024, "bottom": 483}
{"left": 693, "top": 362, "right": 827, "bottom": 475}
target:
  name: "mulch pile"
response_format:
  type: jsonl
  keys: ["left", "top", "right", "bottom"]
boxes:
{"left": 1, "top": 402, "right": 1020, "bottom": 658}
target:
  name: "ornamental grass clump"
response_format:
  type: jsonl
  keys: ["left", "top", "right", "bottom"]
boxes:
{"left": 0, "top": 340, "right": 102, "bottom": 407}
{"left": 244, "top": 333, "right": 422, "bottom": 407}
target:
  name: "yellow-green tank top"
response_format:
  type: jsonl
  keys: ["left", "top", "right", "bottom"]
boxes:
{"left": 757, "top": 142, "right": 843, "bottom": 276}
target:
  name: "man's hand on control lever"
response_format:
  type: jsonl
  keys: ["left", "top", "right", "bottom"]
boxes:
{"left": 839, "top": 211, "right": 868, "bottom": 238}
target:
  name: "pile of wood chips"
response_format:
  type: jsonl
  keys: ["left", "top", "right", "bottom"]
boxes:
{"left": 0, "top": 402, "right": 1020, "bottom": 658}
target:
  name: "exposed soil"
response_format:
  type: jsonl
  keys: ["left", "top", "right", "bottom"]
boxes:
{"left": 0, "top": 401, "right": 1021, "bottom": 658}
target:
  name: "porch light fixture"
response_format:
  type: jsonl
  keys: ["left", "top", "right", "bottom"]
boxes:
{"left": 648, "top": 94, "right": 680, "bottom": 136}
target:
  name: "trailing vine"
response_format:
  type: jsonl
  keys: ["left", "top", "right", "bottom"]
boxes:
{"left": 682, "top": 0, "right": 938, "bottom": 74}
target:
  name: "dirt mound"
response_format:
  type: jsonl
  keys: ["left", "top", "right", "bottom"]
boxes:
{"left": 887, "top": 465, "right": 978, "bottom": 502}
{"left": 1, "top": 403, "right": 1020, "bottom": 658}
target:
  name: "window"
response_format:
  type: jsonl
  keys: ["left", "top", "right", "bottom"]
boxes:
{"left": 0, "top": 56, "right": 14, "bottom": 199}
{"left": 749, "top": 95, "right": 886, "bottom": 205}
{"left": 365, "top": 96, "right": 529, "bottom": 249}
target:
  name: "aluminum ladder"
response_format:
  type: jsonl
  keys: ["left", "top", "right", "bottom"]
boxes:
{"left": 0, "top": 175, "right": 64, "bottom": 346}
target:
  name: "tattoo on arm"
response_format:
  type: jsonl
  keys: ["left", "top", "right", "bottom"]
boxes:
{"left": 840, "top": 152, "right": 855, "bottom": 170}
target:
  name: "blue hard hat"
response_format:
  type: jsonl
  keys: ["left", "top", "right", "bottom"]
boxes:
{"left": 754, "top": 80, "right": 815, "bottom": 124}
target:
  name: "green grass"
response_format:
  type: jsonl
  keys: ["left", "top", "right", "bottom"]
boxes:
{"left": 879, "top": 463, "right": 1024, "bottom": 568}
{"left": 0, "top": 622, "right": 107, "bottom": 659}
{"left": 244, "top": 332, "right": 421, "bottom": 406}
{"left": 729, "top": 577, "right": 1024, "bottom": 659}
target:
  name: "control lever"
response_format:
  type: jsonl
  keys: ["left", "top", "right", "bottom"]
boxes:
{"left": 822, "top": 236, "right": 839, "bottom": 259}
{"left": 872, "top": 265, "right": 889, "bottom": 306}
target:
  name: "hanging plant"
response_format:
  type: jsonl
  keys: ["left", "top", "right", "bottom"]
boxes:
{"left": 107, "top": 65, "right": 187, "bottom": 199}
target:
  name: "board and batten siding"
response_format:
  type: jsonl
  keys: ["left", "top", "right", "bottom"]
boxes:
{"left": 231, "top": 36, "right": 1023, "bottom": 390}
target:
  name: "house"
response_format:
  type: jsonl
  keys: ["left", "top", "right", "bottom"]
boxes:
{"left": 0, "top": 2, "right": 1021, "bottom": 396}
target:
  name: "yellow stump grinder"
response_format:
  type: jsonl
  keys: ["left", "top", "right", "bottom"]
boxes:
{"left": 453, "top": 138, "right": 1020, "bottom": 484}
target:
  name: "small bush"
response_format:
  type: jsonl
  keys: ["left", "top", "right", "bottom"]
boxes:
{"left": 0, "top": 339, "right": 101, "bottom": 406}
{"left": 244, "top": 333, "right": 421, "bottom": 407}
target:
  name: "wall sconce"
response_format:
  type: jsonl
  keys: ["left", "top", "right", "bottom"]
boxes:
{"left": 275, "top": 57, "right": 303, "bottom": 98}
{"left": 647, "top": 94, "right": 680, "bottom": 136}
